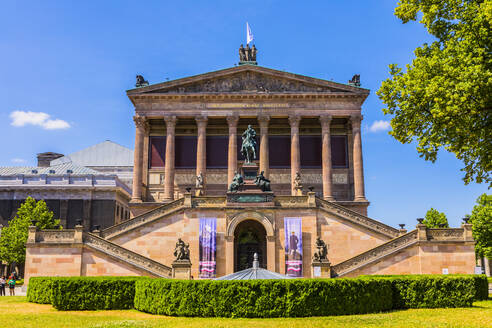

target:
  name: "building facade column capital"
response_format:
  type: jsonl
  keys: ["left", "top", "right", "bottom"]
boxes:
{"left": 350, "top": 114, "right": 363, "bottom": 128}
{"left": 319, "top": 114, "right": 333, "bottom": 128}
{"left": 164, "top": 115, "right": 177, "bottom": 128}
{"left": 288, "top": 115, "right": 301, "bottom": 128}
{"left": 226, "top": 115, "right": 239, "bottom": 128}
{"left": 195, "top": 115, "right": 208, "bottom": 127}
{"left": 133, "top": 115, "right": 148, "bottom": 131}
{"left": 258, "top": 114, "right": 270, "bottom": 127}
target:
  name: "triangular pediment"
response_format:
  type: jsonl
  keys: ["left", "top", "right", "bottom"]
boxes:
{"left": 127, "top": 65, "right": 368, "bottom": 96}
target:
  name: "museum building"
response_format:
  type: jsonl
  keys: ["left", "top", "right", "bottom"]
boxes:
{"left": 24, "top": 48, "right": 476, "bottom": 281}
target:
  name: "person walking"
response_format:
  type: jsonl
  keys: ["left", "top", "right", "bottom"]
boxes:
{"left": 0, "top": 276, "right": 5, "bottom": 296}
{"left": 7, "top": 276, "right": 15, "bottom": 296}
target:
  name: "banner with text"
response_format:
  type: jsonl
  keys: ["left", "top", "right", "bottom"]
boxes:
{"left": 284, "top": 217, "right": 303, "bottom": 277}
{"left": 199, "top": 218, "right": 217, "bottom": 278}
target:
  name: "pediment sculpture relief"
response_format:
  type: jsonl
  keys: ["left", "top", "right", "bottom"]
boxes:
{"left": 150, "top": 72, "right": 345, "bottom": 94}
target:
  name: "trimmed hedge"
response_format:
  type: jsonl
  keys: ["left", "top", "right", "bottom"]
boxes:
{"left": 27, "top": 277, "right": 56, "bottom": 304}
{"left": 134, "top": 278, "right": 393, "bottom": 318}
{"left": 50, "top": 277, "right": 146, "bottom": 310}
{"left": 360, "top": 275, "right": 486, "bottom": 307}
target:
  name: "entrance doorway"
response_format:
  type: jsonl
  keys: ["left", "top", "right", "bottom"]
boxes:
{"left": 234, "top": 220, "right": 267, "bottom": 271}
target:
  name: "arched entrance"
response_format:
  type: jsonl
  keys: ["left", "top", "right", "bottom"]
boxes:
{"left": 234, "top": 220, "right": 267, "bottom": 271}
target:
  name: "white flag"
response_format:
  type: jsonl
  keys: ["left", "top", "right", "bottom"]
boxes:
{"left": 246, "top": 22, "right": 254, "bottom": 44}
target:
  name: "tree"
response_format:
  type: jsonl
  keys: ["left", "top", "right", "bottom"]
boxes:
{"left": 423, "top": 208, "right": 449, "bottom": 228}
{"left": 377, "top": 0, "right": 492, "bottom": 186}
{"left": 469, "top": 193, "right": 492, "bottom": 258}
{"left": 0, "top": 197, "right": 61, "bottom": 265}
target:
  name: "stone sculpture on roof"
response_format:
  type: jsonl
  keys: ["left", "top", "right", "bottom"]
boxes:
{"left": 136, "top": 75, "right": 149, "bottom": 88}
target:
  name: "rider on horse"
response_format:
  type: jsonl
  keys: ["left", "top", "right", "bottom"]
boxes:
{"left": 241, "top": 125, "right": 257, "bottom": 163}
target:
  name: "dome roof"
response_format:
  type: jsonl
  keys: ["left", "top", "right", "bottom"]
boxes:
{"left": 216, "top": 253, "right": 292, "bottom": 280}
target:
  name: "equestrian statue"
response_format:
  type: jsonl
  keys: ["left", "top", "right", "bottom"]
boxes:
{"left": 241, "top": 125, "right": 257, "bottom": 164}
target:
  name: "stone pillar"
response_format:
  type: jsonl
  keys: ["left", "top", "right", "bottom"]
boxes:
{"left": 462, "top": 222, "right": 473, "bottom": 242}
{"left": 225, "top": 236, "right": 234, "bottom": 275}
{"left": 227, "top": 116, "right": 239, "bottom": 185}
{"left": 320, "top": 115, "right": 334, "bottom": 201}
{"left": 417, "top": 220, "right": 427, "bottom": 241}
{"left": 289, "top": 115, "right": 301, "bottom": 195}
{"left": 164, "top": 116, "right": 177, "bottom": 201}
{"left": 267, "top": 235, "right": 276, "bottom": 272}
{"left": 311, "top": 260, "right": 331, "bottom": 278}
{"left": 74, "top": 224, "right": 83, "bottom": 243}
{"left": 195, "top": 116, "right": 208, "bottom": 186}
{"left": 351, "top": 114, "right": 366, "bottom": 201}
{"left": 27, "top": 225, "right": 37, "bottom": 243}
{"left": 82, "top": 199, "right": 91, "bottom": 231}
{"left": 258, "top": 115, "right": 270, "bottom": 178}
{"left": 141, "top": 123, "right": 150, "bottom": 201}
{"left": 172, "top": 260, "right": 192, "bottom": 279}
{"left": 131, "top": 116, "right": 147, "bottom": 202}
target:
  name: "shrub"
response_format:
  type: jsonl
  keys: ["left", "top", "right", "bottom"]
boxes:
{"left": 27, "top": 277, "right": 55, "bottom": 304}
{"left": 134, "top": 278, "right": 393, "bottom": 318}
{"left": 360, "top": 275, "right": 481, "bottom": 308}
{"left": 51, "top": 276, "right": 146, "bottom": 310}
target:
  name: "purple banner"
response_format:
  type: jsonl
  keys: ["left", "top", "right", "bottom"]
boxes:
{"left": 284, "top": 217, "right": 303, "bottom": 277}
{"left": 199, "top": 218, "right": 216, "bottom": 278}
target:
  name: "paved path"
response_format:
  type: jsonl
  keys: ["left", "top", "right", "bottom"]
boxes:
{"left": 0, "top": 286, "right": 26, "bottom": 296}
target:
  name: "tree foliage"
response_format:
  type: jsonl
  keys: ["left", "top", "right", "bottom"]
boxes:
{"left": 377, "top": 0, "right": 492, "bottom": 186}
{"left": 423, "top": 208, "right": 449, "bottom": 228}
{"left": 0, "top": 197, "right": 61, "bottom": 264}
{"left": 469, "top": 193, "right": 492, "bottom": 258}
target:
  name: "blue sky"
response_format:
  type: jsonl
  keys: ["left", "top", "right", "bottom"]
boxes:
{"left": 0, "top": 1, "right": 488, "bottom": 228}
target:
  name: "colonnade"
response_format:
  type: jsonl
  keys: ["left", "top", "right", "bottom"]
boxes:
{"left": 131, "top": 114, "right": 366, "bottom": 202}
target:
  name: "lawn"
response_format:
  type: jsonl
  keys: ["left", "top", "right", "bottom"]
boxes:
{"left": 5, "top": 296, "right": 491, "bottom": 328}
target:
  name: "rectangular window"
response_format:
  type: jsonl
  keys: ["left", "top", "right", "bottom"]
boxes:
{"left": 206, "top": 136, "right": 228, "bottom": 168}
{"left": 149, "top": 136, "right": 166, "bottom": 168}
{"left": 269, "top": 136, "right": 291, "bottom": 168}
{"left": 300, "top": 136, "right": 322, "bottom": 168}
{"left": 331, "top": 135, "right": 348, "bottom": 168}
{"left": 175, "top": 136, "right": 197, "bottom": 168}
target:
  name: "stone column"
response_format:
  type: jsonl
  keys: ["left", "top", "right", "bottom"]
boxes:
{"left": 164, "top": 116, "right": 177, "bottom": 201}
{"left": 227, "top": 116, "right": 239, "bottom": 185}
{"left": 225, "top": 236, "right": 234, "bottom": 275}
{"left": 289, "top": 115, "right": 301, "bottom": 195}
{"left": 195, "top": 115, "right": 208, "bottom": 187}
{"left": 266, "top": 235, "right": 276, "bottom": 272}
{"left": 131, "top": 116, "right": 147, "bottom": 202}
{"left": 320, "top": 115, "right": 334, "bottom": 201}
{"left": 59, "top": 200, "right": 68, "bottom": 228}
{"left": 351, "top": 114, "right": 366, "bottom": 201}
{"left": 258, "top": 115, "right": 270, "bottom": 178}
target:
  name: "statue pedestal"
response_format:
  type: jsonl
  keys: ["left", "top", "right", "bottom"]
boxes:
{"left": 311, "top": 260, "right": 331, "bottom": 278}
{"left": 172, "top": 260, "right": 192, "bottom": 279}
{"left": 241, "top": 162, "right": 259, "bottom": 181}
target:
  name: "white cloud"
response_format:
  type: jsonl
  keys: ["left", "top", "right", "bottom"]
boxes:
{"left": 9, "top": 111, "right": 70, "bottom": 130}
{"left": 368, "top": 120, "right": 391, "bottom": 133}
{"left": 11, "top": 158, "right": 26, "bottom": 163}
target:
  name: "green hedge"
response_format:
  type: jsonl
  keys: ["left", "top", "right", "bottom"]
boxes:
{"left": 50, "top": 277, "right": 146, "bottom": 311}
{"left": 360, "top": 275, "right": 485, "bottom": 307}
{"left": 27, "top": 277, "right": 56, "bottom": 304}
{"left": 134, "top": 278, "right": 393, "bottom": 318}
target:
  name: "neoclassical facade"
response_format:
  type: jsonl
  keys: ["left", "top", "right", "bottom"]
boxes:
{"left": 24, "top": 58, "right": 477, "bottom": 281}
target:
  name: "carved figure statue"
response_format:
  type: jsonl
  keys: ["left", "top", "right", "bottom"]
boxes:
{"left": 239, "top": 44, "right": 247, "bottom": 62}
{"left": 348, "top": 74, "right": 361, "bottom": 87}
{"left": 228, "top": 171, "right": 244, "bottom": 192}
{"left": 245, "top": 44, "right": 251, "bottom": 61}
{"left": 195, "top": 172, "right": 204, "bottom": 188}
{"left": 241, "top": 125, "right": 257, "bottom": 163}
{"left": 294, "top": 172, "right": 302, "bottom": 189}
{"left": 135, "top": 75, "right": 149, "bottom": 88}
{"left": 251, "top": 45, "right": 257, "bottom": 61}
{"left": 313, "top": 237, "right": 328, "bottom": 261}
{"left": 254, "top": 171, "right": 271, "bottom": 192}
{"left": 174, "top": 238, "right": 190, "bottom": 261}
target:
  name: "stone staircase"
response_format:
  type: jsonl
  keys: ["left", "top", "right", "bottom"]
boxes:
{"left": 83, "top": 232, "right": 172, "bottom": 277}
{"left": 316, "top": 198, "right": 400, "bottom": 239}
{"left": 331, "top": 229, "right": 419, "bottom": 277}
{"left": 101, "top": 198, "right": 185, "bottom": 240}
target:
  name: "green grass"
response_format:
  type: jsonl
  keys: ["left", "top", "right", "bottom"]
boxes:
{"left": 3, "top": 296, "right": 492, "bottom": 328}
